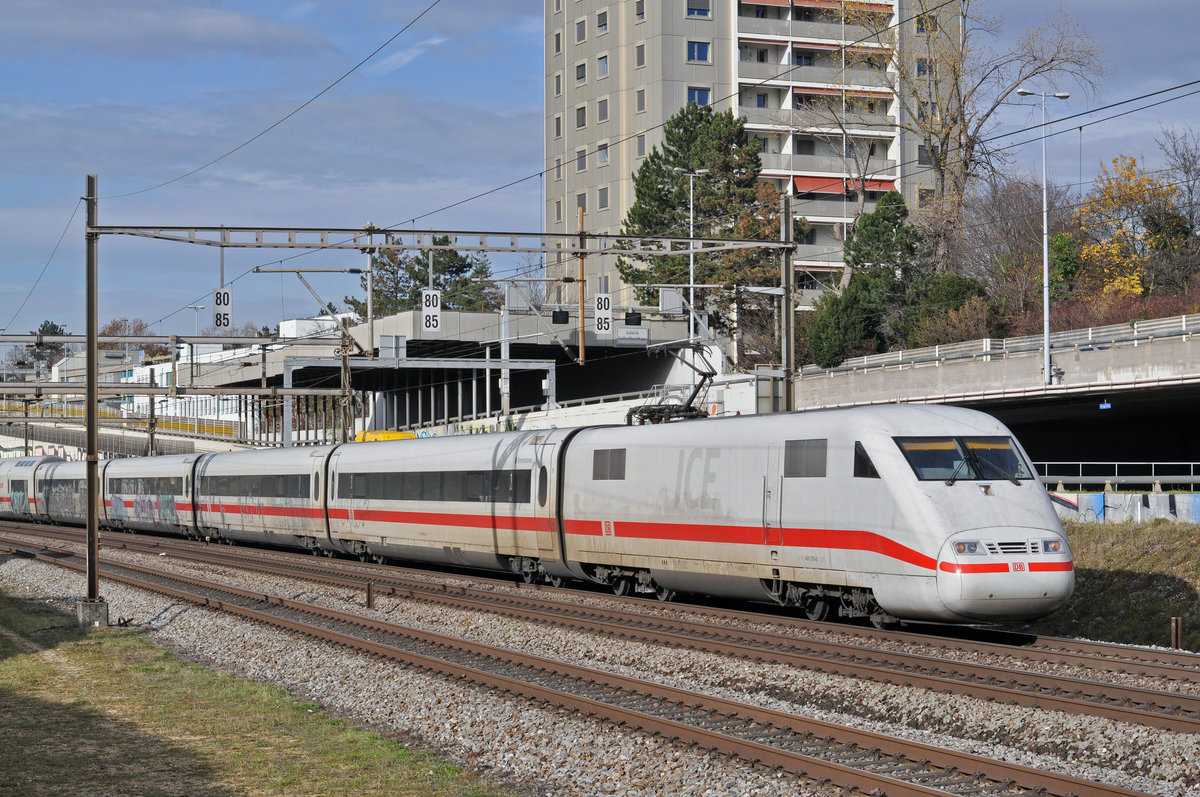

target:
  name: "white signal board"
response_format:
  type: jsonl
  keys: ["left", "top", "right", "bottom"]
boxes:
{"left": 594, "top": 292, "right": 612, "bottom": 335}
{"left": 212, "top": 287, "right": 233, "bottom": 330}
{"left": 421, "top": 289, "right": 442, "bottom": 332}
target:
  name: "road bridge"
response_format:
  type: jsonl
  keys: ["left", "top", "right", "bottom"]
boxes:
{"left": 792, "top": 314, "right": 1200, "bottom": 465}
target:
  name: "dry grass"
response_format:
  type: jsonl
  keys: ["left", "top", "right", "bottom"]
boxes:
{"left": 1001, "top": 520, "right": 1200, "bottom": 650}
{"left": 0, "top": 588, "right": 522, "bottom": 797}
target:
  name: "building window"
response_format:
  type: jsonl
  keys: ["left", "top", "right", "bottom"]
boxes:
{"left": 756, "top": 93, "right": 768, "bottom": 108}
{"left": 687, "top": 41, "right": 710, "bottom": 62}
{"left": 555, "top": 199, "right": 562, "bottom": 222}
{"left": 636, "top": 88, "right": 645, "bottom": 112}
{"left": 919, "top": 188, "right": 935, "bottom": 207}
{"left": 635, "top": 0, "right": 644, "bottom": 22}
{"left": 916, "top": 14, "right": 937, "bottom": 33}
{"left": 575, "top": 61, "right": 586, "bottom": 83}
{"left": 917, "top": 58, "right": 935, "bottom": 77}
{"left": 597, "top": 97, "right": 609, "bottom": 121}
{"left": 597, "top": 54, "right": 608, "bottom": 78}
{"left": 688, "top": 87, "right": 711, "bottom": 106}
{"left": 554, "top": 31, "right": 561, "bottom": 55}
{"left": 554, "top": 0, "right": 560, "bottom": 12}
{"left": 918, "top": 101, "right": 938, "bottom": 121}
{"left": 798, "top": 227, "right": 816, "bottom": 245}
{"left": 757, "top": 48, "right": 768, "bottom": 63}
{"left": 576, "top": 18, "right": 586, "bottom": 43}
{"left": 554, "top": 73, "right": 562, "bottom": 96}
{"left": 598, "top": 186, "right": 610, "bottom": 210}
{"left": 575, "top": 105, "right": 586, "bottom": 128}
{"left": 635, "top": 43, "right": 645, "bottom": 67}
{"left": 597, "top": 10, "right": 607, "bottom": 33}
{"left": 636, "top": 134, "right": 646, "bottom": 157}
{"left": 918, "top": 145, "right": 932, "bottom": 166}
{"left": 576, "top": 149, "right": 587, "bottom": 172}
{"left": 554, "top": 115, "right": 562, "bottom": 138}
{"left": 576, "top": 192, "right": 587, "bottom": 214}
{"left": 597, "top": 142, "right": 609, "bottom": 165}
{"left": 554, "top": 158, "right": 562, "bottom": 180}
{"left": 687, "top": 0, "right": 710, "bottom": 17}
{"left": 794, "top": 51, "right": 813, "bottom": 67}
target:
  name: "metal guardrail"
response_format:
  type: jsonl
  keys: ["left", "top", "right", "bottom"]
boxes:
{"left": 801, "top": 313, "right": 1200, "bottom": 376}
{"left": 1035, "top": 461, "right": 1200, "bottom": 490}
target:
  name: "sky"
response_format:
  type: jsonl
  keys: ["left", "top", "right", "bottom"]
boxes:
{"left": 2, "top": 0, "right": 1199, "bottom": 339}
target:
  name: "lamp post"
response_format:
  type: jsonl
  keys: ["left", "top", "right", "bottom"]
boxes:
{"left": 1016, "top": 87, "right": 1069, "bottom": 386}
{"left": 187, "top": 304, "right": 205, "bottom": 336}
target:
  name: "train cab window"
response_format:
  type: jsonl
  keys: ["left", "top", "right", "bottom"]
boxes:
{"left": 592, "top": 448, "right": 626, "bottom": 480}
{"left": 784, "top": 439, "right": 826, "bottom": 478}
{"left": 853, "top": 441, "right": 880, "bottom": 478}
{"left": 894, "top": 436, "right": 1034, "bottom": 482}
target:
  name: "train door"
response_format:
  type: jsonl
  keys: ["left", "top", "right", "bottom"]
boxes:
{"left": 763, "top": 444, "right": 782, "bottom": 546}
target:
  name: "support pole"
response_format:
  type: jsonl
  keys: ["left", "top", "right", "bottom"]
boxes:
{"left": 780, "top": 195, "right": 795, "bottom": 412}
{"left": 578, "top": 207, "right": 586, "bottom": 364}
{"left": 82, "top": 174, "right": 107, "bottom": 627}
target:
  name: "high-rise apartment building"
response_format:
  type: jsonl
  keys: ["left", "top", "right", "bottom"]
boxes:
{"left": 544, "top": 0, "right": 946, "bottom": 307}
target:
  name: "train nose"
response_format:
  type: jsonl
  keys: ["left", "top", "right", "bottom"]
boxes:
{"left": 935, "top": 531, "right": 1074, "bottom": 621}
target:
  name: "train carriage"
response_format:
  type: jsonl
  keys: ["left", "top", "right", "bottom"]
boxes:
{"left": 38, "top": 460, "right": 107, "bottom": 526}
{"left": 104, "top": 454, "right": 201, "bottom": 536}
{"left": 0, "top": 455, "right": 63, "bottom": 521}
{"left": 194, "top": 447, "right": 330, "bottom": 547}
{"left": 558, "top": 405, "right": 1073, "bottom": 623}
{"left": 325, "top": 428, "right": 574, "bottom": 573}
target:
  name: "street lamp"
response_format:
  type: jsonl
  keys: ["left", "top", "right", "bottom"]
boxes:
{"left": 1016, "top": 87, "right": 1069, "bottom": 386}
{"left": 187, "top": 304, "right": 205, "bottom": 336}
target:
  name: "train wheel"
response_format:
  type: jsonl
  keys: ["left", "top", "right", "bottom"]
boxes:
{"left": 654, "top": 584, "right": 676, "bottom": 602}
{"left": 548, "top": 576, "right": 566, "bottom": 588}
{"left": 802, "top": 595, "right": 831, "bottom": 622}
{"left": 521, "top": 569, "right": 537, "bottom": 584}
{"left": 611, "top": 578, "right": 633, "bottom": 597}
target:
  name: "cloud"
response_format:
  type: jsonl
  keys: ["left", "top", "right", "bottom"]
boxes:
{"left": 365, "top": 37, "right": 449, "bottom": 74}
{"left": 1, "top": 0, "right": 330, "bottom": 61}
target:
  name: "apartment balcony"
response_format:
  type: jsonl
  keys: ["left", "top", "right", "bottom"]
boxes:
{"left": 791, "top": 196, "right": 877, "bottom": 219}
{"left": 758, "top": 151, "right": 897, "bottom": 176}
{"left": 792, "top": 243, "right": 847, "bottom": 265}
{"left": 739, "top": 107, "right": 897, "bottom": 131}
{"left": 737, "top": 61, "right": 891, "bottom": 91}
{"left": 737, "top": 16, "right": 877, "bottom": 43}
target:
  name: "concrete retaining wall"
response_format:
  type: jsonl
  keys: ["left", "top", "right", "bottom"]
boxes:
{"left": 1051, "top": 492, "right": 1200, "bottom": 524}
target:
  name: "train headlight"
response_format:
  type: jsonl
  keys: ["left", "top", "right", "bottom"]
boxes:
{"left": 1042, "top": 538, "right": 1064, "bottom": 554}
{"left": 953, "top": 540, "right": 982, "bottom": 555}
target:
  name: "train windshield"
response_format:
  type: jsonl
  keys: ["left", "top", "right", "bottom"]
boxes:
{"left": 894, "top": 436, "right": 1035, "bottom": 483}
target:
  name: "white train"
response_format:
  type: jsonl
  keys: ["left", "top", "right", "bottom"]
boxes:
{"left": 0, "top": 405, "right": 1074, "bottom": 625}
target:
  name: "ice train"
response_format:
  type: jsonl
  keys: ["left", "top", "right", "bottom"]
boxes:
{"left": 0, "top": 404, "right": 1074, "bottom": 625}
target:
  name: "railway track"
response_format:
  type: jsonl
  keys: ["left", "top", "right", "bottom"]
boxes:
{"left": 0, "top": 534, "right": 1160, "bottom": 797}
{"left": 5, "top": 526, "right": 1200, "bottom": 732}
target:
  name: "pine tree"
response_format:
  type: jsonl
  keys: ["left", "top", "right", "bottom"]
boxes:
{"left": 345, "top": 236, "right": 502, "bottom": 317}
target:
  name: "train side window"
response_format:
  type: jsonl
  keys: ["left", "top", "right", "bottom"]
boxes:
{"left": 784, "top": 439, "right": 827, "bottom": 478}
{"left": 854, "top": 441, "right": 880, "bottom": 478}
{"left": 592, "top": 448, "right": 626, "bottom": 480}
{"left": 538, "top": 466, "right": 548, "bottom": 507}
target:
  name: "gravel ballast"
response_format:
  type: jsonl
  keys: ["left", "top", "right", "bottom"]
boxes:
{"left": 2, "top": 549, "right": 1198, "bottom": 797}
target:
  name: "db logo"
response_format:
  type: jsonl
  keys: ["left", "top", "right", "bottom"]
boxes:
{"left": 1012, "top": 562, "right": 1027, "bottom": 572}
{"left": 601, "top": 520, "right": 615, "bottom": 537}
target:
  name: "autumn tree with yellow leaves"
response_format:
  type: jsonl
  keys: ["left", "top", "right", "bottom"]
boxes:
{"left": 1074, "top": 156, "right": 1177, "bottom": 296}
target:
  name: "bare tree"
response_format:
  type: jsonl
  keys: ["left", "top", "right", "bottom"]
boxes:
{"left": 1157, "top": 126, "right": 1200, "bottom": 231}
{"left": 852, "top": 1, "right": 1102, "bottom": 271}
{"left": 962, "top": 172, "right": 1074, "bottom": 315}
